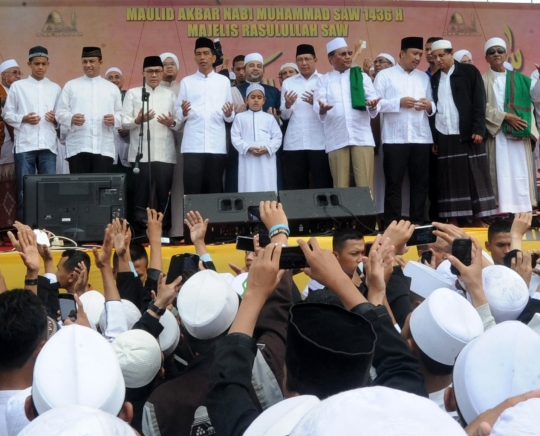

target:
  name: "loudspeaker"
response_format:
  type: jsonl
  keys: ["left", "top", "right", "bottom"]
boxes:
{"left": 183, "top": 191, "right": 277, "bottom": 243}
{"left": 278, "top": 187, "right": 377, "bottom": 236}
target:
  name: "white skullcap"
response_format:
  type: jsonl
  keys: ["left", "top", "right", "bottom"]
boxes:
{"left": 528, "top": 312, "right": 540, "bottom": 335}
{"left": 105, "top": 67, "right": 123, "bottom": 77}
{"left": 5, "top": 387, "right": 30, "bottom": 436}
{"left": 484, "top": 37, "right": 506, "bottom": 53}
{"left": 79, "top": 290, "right": 105, "bottom": 326}
{"left": 99, "top": 299, "right": 142, "bottom": 333}
{"left": 482, "top": 265, "right": 529, "bottom": 323}
{"left": 244, "top": 53, "right": 264, "bottom": 65}
{"left": 32, "top": 324, "right": 125, "bottom": 416}
{"left": 376, "top": 52, "right": 395, "bottom": 65}
{"left": 229, "top": 71, "right": 236, "bottom": 80}
{"left": 491, "top": 398, "right": 540, "bottom": 436}
{"left": 410, "top": 288, "right": 483, "bottom": 365}
{"left": 453, "top": 321, "right": 540, "bottom": 425}
{"left": 430, "top": 40, "right": 453, "bottom": 52}
{"left": 230, "top": 272, "right": 249, "bottom": 297}
{"left": 246, "top": 83, "right": 265, "bottom": 97}
{"left": 326, "top": 37, "right": 348, "bottom": 54}
{"left": 290, "top": 386, "right": 465, "bottom": 435}
{"left": 435, "top": 260, "right": 460, "bottom": 292}
{"left": 404, "top": 261, "right": 453, "bottom": 299}
{"left": 177, "top": 270, "right": 239, "bottom": 340}
{"left": 159, "top": 52, "right": 179, "bottom": 68}
{"left": 244, "top": 396, "right": 320, "bottom": 436}
{"left": 504, "top": 61, "right": 514, "bottom": 71}
{"left": 112, "top": 329, "right": 161, "bottom": 388}
{"left": 453, "top": 49, "right": 472, "bottom": 62}
{"left": 18, "top": 405, "right": 135, "bottom": 436}
{"left": 280, "top": 62, "right": 299, "bottom": 72}
{"left": 158, "top": 309, "right": 180, "bottom": 357}
{"left": 219, "top": 272, "right": 236, "bottom": 285}
{"left": 0, "top": 59, "right": 18, "bottom": 74}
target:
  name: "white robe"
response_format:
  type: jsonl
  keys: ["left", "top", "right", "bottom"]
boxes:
{"left": 231, "top": 110, "right": 282, "bottom": 192}
{"left": 492, "top": 71, "right": 532, "bottom": 213}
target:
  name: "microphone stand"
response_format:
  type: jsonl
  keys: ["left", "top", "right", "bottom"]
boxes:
{"left": 135, "top": 77, "right": 146, "bottom": 174}
{"left": 141, "top": 77, "right": 154, "bottom": 209}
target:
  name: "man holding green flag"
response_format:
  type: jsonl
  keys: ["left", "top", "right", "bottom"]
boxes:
{"left": 313, "top": 37, "right": 380, "bottom": 191}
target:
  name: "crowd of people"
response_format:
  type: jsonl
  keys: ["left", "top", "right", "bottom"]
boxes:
{"left": 1, "top": 202, "right": 540, "bottom": 435}
{"left": 1, "top": 34, "right": 539, "bottom": 238}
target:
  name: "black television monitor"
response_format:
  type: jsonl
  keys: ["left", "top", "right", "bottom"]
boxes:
{"left": 24, "top": 173, "right": 126, "bottom": 242}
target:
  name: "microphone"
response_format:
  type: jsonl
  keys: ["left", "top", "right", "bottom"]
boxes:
{"left": 133, "top": 152, "right": 143, "bottom": 175}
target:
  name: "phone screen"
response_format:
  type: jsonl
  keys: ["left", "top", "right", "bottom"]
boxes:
{"left": 450, "top": 238, "right": 472, "bottom": 276}
{"left": 59, "top": 295, "right": 77, "bottom": 322}
{"left": 181, "top": 254, "right": 200, "bottom": 281}
{"left": 279, "top": 246, "right": 308, "bottom": 270}
{"left": 236, "top": 236, "right": 255, "bottom": 252}
{"left": 407, "top": 225, "right": 437, "bottom": 246}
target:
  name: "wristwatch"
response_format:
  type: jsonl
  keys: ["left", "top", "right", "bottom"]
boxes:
{"left": 148, "top": 302, "right": 166, "bottom": 316}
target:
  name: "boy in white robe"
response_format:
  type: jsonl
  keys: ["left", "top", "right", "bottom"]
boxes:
{"left": 231, "top": 84, "right": 282, "bottom": 192}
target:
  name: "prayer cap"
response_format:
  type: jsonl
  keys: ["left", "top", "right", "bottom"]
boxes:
{"left": 230, "top": 272, "right": 248, "bottom": 297}
{"left": 219, "top": 272, "right": 235, "bottom": 285}
{"left": 159, "top": 52, "right": 179, "bottom": 67}
{"left": 105, "top": 67, "right": 122, "bottom": 77}
{"left": 158, "top": 309, "right": 180, "bottom": 357}
{"left": 280, "top": 62, "right": 298, "bottom": 72}
{"left": 326, "top": 37, "right": 348, "bottom": 54}
{"left": 143, "top": 56, "right": 163, "bottom": 70}
{"left": 0, "top": 59, "right": 18, "bottom": 74}
{"left": 401, "top": 36, "right": 424, "bottom": 51}
{"left": 32, "top": 324, "right": 125, "bottom": 415}
{"left": 285, "top": 303, "right": 376, "bottom": 399}
{"left": 246, "top": 83, "right": 265, "bottom": 97}
{"left": 177, "top": 270, "right": 239, "bottom": 340}
{"left": 82, "top": 46, "right": 102, "bottom": 58}
{"left": 403, "top": 261, "right": 453, "bottom": 299}
{"left": 112, "top": 329, "right": 161, "bottom": 388}
{"left": 194, "top": 37, "right": 214, "bottom": 52}
{"left": 290, "top": 386, "right": 466, "bottom": 435}
{"left": 99, "top": 299, "right": 142, "bottom": 332}
{"left": 5, "top": 387, "right": 31, "bottom": 436}
{"left": 296, "top": 44, "right": 316, "bottom": 58}
{"left": 410, "top": 288, "right": 483, "bottom": 365}
{"left": 18, "top": 405, "right": 135, "bottom": 436}
{"left": 29, "top": 46, "right": 48, "bottom": 60}
{"left": 491, "top": 398, "right": 540, "bottom": 436}
{"left": 79, "top": 290, "right": 105, "bottom": 326}
{"left": 484, "top": 37, "right": 506, "bottom": 53}
{"left": 482, "top": 265, "right": 528, "bottom": 323}
{"left": 453, "top": 321, "right": 540, "bottom": 425}
{"left": 244, "top": 52, "right": 264, "bottom": 65}
{"left": 454, "top": 49, "right": 472, "bottom": 62}
{"left": 376, "top": 52, "right": 395, "bottom": 65}
{"left": 430, "top": 40, "right": 453, "bottom": 52}
{"left": 244, "top": 396, "right": 320, "bottom": 436}
{"left": 436, "top": 259, "right": 458, "bottom": 291}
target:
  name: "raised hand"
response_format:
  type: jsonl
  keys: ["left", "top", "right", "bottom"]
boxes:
{"left": 318, "top": 100, "right": 334, "bottom": 115}
{"left": 222, "top": 102, "right": 234, "bottom": 118}
{"left": 157, "top": 111, "right": 175, "bottom": 127}
{"left": 103, "top": 114, "right": 115, "bottom": 126}
{"left": 22, "top": 112, "right": 41, "bottom": 125}
{"left": 184, "top": 211, "right": 209, "bottom": 246}
{"left": 72, "top": 261, "right": 89, "bottom": 295}
{"left": 382, "top": 220, "right": 415, "bottom": 255}
{"left": 284, "top": 91, "right": 298, "bottom": 109}
{"left": 8, "top": 222, "right": 40, "bottom": 276}
{"left": 92, "top": 224, "right": 114, "bottom": 270}
{"left": 111, "top": 218, "right": 130, "bottom": 257}
{"left": 181, "top": 100, "right": 191, "bottom": 117}
{"left": 146, "top": 208, "right": 163, "bottom": 242}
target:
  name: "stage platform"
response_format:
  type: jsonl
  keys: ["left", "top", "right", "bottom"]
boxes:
{"left": 1, "top": 228, "right": 539, "bottom": 292}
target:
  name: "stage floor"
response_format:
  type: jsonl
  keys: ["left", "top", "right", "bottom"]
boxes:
{"left": 1, "top": 228, "right": 539, "bottom": 292}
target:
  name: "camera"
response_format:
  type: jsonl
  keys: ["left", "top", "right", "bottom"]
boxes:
{"left": 213, "top": 38, "right": 224, "bottom": 67}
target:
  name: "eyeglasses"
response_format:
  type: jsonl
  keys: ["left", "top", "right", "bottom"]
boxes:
{"left": 296, "top": 56, "right": 315, "bottom": 63}
{"left": 144, "top": 69, "right": 163, "bottom": 75}
{"left": 335, "top": 50, "right": 353, "bottom": 57}
{"left": 486, "top": 48, "right": 506, "bottom": 56}
{"left": 373, "top": 59, "right": 390, "bottom": 65}
{"left": 162, "top": 62, "right": 176, "bottom": 67}
{"left": 4, "top": 70, "right": 21, "bottom": 76}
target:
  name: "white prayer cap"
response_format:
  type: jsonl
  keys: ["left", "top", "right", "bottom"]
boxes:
{"left": 112, "top": 329, "right": 161, "bottom": 388}
{"left": 244, "top": 396, "right": 320, "bottom": 436}
{"left": 376, "top": 52, "right": 395, "bottom": 65}
{"left": 326, "top": 37, "right": 348, "bottom": 54}
{"left": 158, "top": 309, "right": 180, "bottom": 357}
{"left": 504, "top": 61, "right": 514, "bottom": 71}
{"left": 32, "top": 324, "right": 125, "bottom": 415}
{"left": 159, "top": 52, "right": 179, "bottom": 67}
{"left": 246, "top": 83, "right": 265, "bottom": 97}
{"left": 0, "top": 59, "right": 18, "bottom": 74}
{"left": 484, "top": 37, "right": 506, "bottom": 53}
{"left": 410, "top": 288, "right": 483, "bottom": 365}
{"left": 430, "top": 39, "right": 453, "bottom": 52}
{"left": 177, "top": 270, "right": 239, "bottom": 340}
{"left": 219, "top": 272, "right": 235, "bottom": 285}
{"left": 5, "top": 387, "right": 30, "bottom": 436}
{"left": 403, "top": 261, "right": 453, "bottom": 299}
{"left": 99, "top": 299, "right": 142, "bottom": 333}
{"left": 435, "top": 260, "right": 459, "bottom": 291}
{"left": 230, "top": 272, "right": 249, "bottom": 297}
{"left": 453, "top": 321, "right": 540, "bottom": 425}
{"left": 244, "top": 53, "right": 264, "bottom": 66}
{"left": 280, "top": 62, "right": 299, "bottom": 72}
{"left": 491, "top": 398, "right": 540, "bottom": 436}
{"left": 105, "top": 67, "right": 123, "bottom": 77}
{"left": 79, "top": 290, "right": 105, "bottom": 326}
{"left": 454, "top": 49, "right": 472, "bottom": 62}
{"left": 229, "top": 71, "right": 236, "bottom": 81}
{"left": 18, "top": 405, "right": 135, "bottom": 436}
{"left": 290, "top": 386, "right": 465, "bottom": 435}
{"left": 482, "top": 265, "right": 529, "bottom": 323}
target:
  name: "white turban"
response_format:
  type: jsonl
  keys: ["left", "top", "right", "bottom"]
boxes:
{"left": 280, "top": 62, "right": 298, "bottom": 72}
{"left": 454, "top": 49, "right": 472, "bottom": 62}
{"left": 244, "top": 53, "right": 264, "bottom": 66}
{"left": 484, "top": 37, "right": 507, "bottom": 53}
{"left": 430, "top": 40, "right": 453, "bottom": 52}
{"left": 0, "top": 59, "right": 18, "bottom": 74}
{"left": 376, "top": 53, "right": 395, "bottom": 66}
{"left": 104, "top": 67, "right": 122, "bottom": 77}
{"left": 159, "top": 52, "right": 179, "bottom": 67}
{"left": 326, "top": 37, "right": 347, "bottom": 54}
